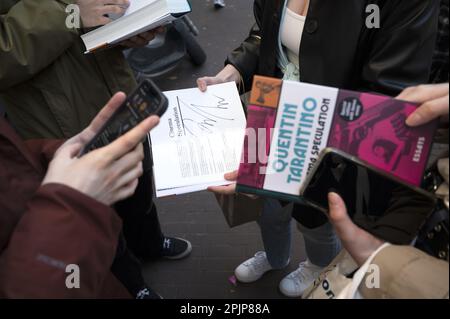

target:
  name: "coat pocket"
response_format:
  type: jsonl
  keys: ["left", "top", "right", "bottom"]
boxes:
{"left": 41, "top": 88, "right": 78, "bottom": 138}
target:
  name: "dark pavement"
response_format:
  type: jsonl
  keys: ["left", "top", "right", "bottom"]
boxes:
{"left": 143, "top": 0, "right": 306, "bottom": 299}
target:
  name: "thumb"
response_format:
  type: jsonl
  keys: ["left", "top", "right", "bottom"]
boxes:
{"left": 328, "top": 192, "right": 385, "bottom": 266}
{"left": 197, "top": 77, "right": 217, "bottom": 92}
{"left": 328, "top": 192, "right": 358, "bottom": 240}
{"left": 224, "top": 170, "right": 238, "bottom": 181}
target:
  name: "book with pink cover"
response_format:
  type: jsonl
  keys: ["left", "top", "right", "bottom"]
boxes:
{"left": 236, "top": 76, "right": 437, "bottom": 202}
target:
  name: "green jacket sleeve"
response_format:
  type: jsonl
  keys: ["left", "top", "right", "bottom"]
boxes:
{"left": 0, "top": 0, "right": 79, "bottom": 89}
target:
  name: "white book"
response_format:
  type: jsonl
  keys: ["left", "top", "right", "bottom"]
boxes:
{"left": 81, "top": 0, "right": 192, "bottom": 53}
{"left": 150, "top": 82, "right": 247, "bottom": 197}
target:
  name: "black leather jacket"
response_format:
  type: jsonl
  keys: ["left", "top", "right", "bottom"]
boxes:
{"left": 227, "top": 0, "right": 440, "bottom": 96}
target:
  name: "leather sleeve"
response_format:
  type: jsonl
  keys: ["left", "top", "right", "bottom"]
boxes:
{"left": 0, "top": 184, "right": 122, "bottom": 298}
{"left": 225, "top": 0, "right": 264, "bottom": 90}
{"left": 358, "top": 0, "right": 440, "bottom": 95}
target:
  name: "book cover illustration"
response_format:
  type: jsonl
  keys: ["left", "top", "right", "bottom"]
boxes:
{"left": 237, "top": 77, "right": 281, "bottom": 191}
{"left": 237, "top": 75, "right": 437, "bottom": 200}
{"left": 328, "top": 91, "right": 435, "bottom": 186}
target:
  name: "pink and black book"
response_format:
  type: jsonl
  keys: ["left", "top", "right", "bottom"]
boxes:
{"left": 236, "top": 76, "right": 437, "bottom": 202}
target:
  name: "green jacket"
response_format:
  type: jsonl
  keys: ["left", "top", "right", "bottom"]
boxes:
{"left": 0, "top": 0, "right": 137, "bottom": 139}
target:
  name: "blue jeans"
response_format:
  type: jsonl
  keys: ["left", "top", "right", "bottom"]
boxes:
{"left": 257, "top": 198, "right": 342, "bottom": 268}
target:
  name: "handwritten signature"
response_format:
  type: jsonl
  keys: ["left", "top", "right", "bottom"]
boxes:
{"left": 177, "top": 94, "right": 236, "bottom": 137}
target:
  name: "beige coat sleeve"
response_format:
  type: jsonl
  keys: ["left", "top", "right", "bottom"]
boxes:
{"left": 360, "top": 245, "right": 449, "bottom": 299}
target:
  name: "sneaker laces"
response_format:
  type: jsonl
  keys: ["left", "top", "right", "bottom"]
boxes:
{"left": 136, "top": 288, "right": 151, "bottom": 299}
{"left": 287, "top": 261, "right": 320, "bottom": 286}
{"left": 163, "top": 238, "right": 171, "bottom": 250}
{"left": 243, "top": 252, "right": 270, "bottom": 273}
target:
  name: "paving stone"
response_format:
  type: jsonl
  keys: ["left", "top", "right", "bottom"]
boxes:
{"left": 143, "top": 1, "right": 307, "bottom": 299}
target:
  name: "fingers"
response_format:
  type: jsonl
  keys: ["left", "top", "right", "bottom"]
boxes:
{"left": 224, "top": 171, "right": 238, "bottom": 181}
{"left": 121, "top": 27, "right": 164, "bottom": 48}
{"left": 121, "top": 36, "right": 150, "bottom": 48}
{"left": 95, "top": 15, "right": 113, "bottom": 26}
{"left": 115, "top": 179, "right": 140, "bottom": 202}
{"left": 57, "top": 142, "right": 83, "bottom": 159}
{"left": 102, "top": 116, "right": 160, "bottom": 161}
{"left": 139, "top": 31, "right": 157, "bottom": 42}
{"left": 100, "top": 0, "right": 130, "bottom": 6}
{"left": 126, "top": 35, "right": 150, "bottom": 47}
{"left": 155, "top": 26, "right": 165, "bottom": 34}
{"left": 111, "top": 144, "right": 144, "bottom": 176}
{"left": 208, "top": 172, "right": 238, "bottom": 194}
{"left": 86, "top": 92, "right": 127, "bottom": 137}
{"left": 328, "top": 192, "right": 385, "bottom": 266}
{"left": 406, "top": 95, "right": 449, "bottom": 127}
{"left": 197, "top": 77, "right": 217, "bottom": 92}
{"left": 208, "top": 183, "right": 237, "bottom": 195}
{"left": 99, "top": 5, "right": 128, "bottom": 17}
{"left": 328, "top": 192, "right": 354, "bottom": 236}
{"left": 397, "top": 83, "right": 449, "bottom": 104}
{"left": 114, "top": 162, "right": 144, "bottom": 191}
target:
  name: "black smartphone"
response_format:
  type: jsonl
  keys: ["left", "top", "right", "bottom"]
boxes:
{"left": 78, "top": 80, "right": 168, "bottom": 157}
{"left": 301, "top": 148, "right": 437, "bottom": 244}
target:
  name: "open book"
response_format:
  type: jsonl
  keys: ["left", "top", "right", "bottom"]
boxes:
{"left": 150, "top": 82, "right": 247, "bottom": 197}
{"left": 81, "top": 0, "right": 192, "bottom": 53}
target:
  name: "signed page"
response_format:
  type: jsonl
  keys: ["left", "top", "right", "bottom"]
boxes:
{"left": 150, "top": 82, "right": 247, "bottom": 197}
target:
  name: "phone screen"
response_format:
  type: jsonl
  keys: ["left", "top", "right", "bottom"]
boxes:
{"left": 79, "top": 80, "right": 168, "bottom": 156}
{"left": 302, "top": 151, "right": 436, "bottom": 244}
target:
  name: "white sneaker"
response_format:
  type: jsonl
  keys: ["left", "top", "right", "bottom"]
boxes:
{"left": 234, "top": 252, "right": 273, "bottom": 283}
{"left": 214, "top": 0, "right": 226, "bottom": 8}
{"left": 279, "top": 260, "right": 323, "bottom": 297}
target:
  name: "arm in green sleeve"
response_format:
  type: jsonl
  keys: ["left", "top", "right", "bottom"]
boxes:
{"left": 0, "top": 0, "right": 79, "bottom": 89}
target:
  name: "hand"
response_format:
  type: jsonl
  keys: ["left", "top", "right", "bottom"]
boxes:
{"left": 43, "top": 94, "right": 160, "bottom": 206}
{"left": 207, "top": 171, "right": 238, "bottom": 195}
{"left": 61, "top": 92, "right": 127, "bottom": 149}
{"left": 76, "top": 0, "right": 130, "bottom": 27}
{"left": 120, "top": 27, "right": 165, "bottom": 48}
{"left": 396, "top": 83, "right": 449, "bottom": 127}
{"left": 197, "top": 64, "right": 241, "bottom": 92}
{"left": 327, "top": 192, "right": 385, "bottom": 266}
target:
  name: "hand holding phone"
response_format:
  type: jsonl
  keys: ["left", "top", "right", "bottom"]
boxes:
{"left": 79, "top": 80, "right": 168, "bottom": 157}
{"left": 302, "top": 148, "right": 437, "bottom": 244}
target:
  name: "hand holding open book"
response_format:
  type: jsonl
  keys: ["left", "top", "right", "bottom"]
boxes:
{"left": 75, "top": 0, "right": 129, "bottom": 28}
{"left": 80, "top": 0, "right": 192, "bottom": 53}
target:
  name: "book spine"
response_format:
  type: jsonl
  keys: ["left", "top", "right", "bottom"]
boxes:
{"left": 236, "top": 76, "right": 283, "bottom": 192}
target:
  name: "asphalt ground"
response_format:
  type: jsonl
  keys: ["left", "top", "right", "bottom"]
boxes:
{"left": 144, "top": 0, "right": 306, "bottom": 299}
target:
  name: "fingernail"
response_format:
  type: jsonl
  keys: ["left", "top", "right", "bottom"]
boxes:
{"left": 406, "top": 113, "right": 422, "bottom": 127}
{"left": 328, "top": 192, "right": 339, "bottom": 205}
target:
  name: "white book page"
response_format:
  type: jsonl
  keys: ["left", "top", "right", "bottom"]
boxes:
{"left": 111, "top": 0, "right": 189, "bottom": 19}
{"left": 156, "top": 181, "right": 230, "bottom": 198}
{"left": 150, "top": 82, "right": 247, "bottom": 197}
{"left": 110, "top": 0, "right": 159, "bottom": 19}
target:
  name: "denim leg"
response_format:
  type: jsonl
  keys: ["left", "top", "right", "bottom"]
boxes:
{"left": 297, "top": 221, "right": 342, "bottom": 268}
{"left": 257, "top": 198, "right": 293, "bottom": 269}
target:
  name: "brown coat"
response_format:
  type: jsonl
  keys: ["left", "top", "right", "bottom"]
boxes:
{"left": 0, "top": 118, "right": 130, "bottom": 298}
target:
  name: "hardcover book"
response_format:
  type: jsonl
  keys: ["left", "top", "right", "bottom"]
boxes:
{"left": 81, "top": 0, "right": 191, "bottom": 53}
{"left": 236, "top": 76, "right": 437, "bottom": 202}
